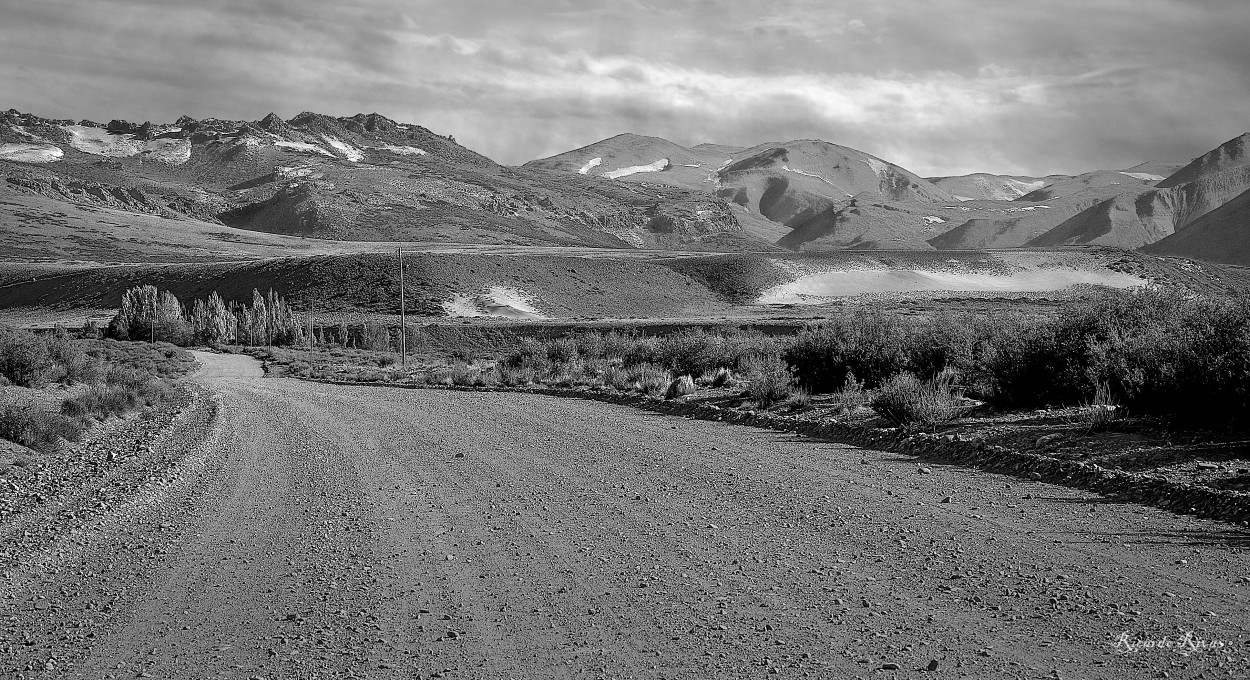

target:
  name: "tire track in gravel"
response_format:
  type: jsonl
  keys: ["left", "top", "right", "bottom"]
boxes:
{"left": 3, "top": 352, "right": 1247, "bottom": 679}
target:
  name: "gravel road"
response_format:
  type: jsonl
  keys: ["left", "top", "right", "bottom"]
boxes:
{"left": 3, "top": 352, "right": 1248, "bottom": 679}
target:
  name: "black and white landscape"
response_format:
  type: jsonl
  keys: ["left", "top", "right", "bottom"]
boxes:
{"left": 1, "top": 2, "right": 1248, "bottom": 678}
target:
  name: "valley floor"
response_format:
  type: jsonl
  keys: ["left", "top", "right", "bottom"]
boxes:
{"left": 1, "top": 353, "right": 1246, "bottom": 678}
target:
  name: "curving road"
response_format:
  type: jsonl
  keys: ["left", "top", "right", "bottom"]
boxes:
{"left": 3, "top": 352, "right": 1248, "bottom": 679}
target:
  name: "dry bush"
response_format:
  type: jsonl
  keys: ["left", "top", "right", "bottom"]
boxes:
{"left": 496, "top": 364, "right": 536, "bottom": 386}
{"left": 664, "top": 375, "right": 696, "bottom": 400}
{"left": 603, "top": 365, "right": 632, "bottom": 391}
{"left": 828, "top": 371, "right": 868, "bottom": 413}
{"left": 627, "top": 364, "right": 671, "bottom": 396}
{"left": 786, "top": 386, "right": 812, "bottom": 410}
{"left": 0, "top": 326, "right": 54, "bottom": 387}
{"left": 0, "top": 404, "right": 82, "bottom": 453}
{"left": 741, "top": 353, "right": 795, "bottom": 406}
{"left": 870, "top": 372, "right": 962, "bottom": 428}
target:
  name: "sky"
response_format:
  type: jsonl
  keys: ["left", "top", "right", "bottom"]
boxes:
{"left": 2, "top": 0, "right": 1249, "bottom": 177}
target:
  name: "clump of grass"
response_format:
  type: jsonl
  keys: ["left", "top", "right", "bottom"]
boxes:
{"left": 829, "top": 371, "right": 868, "bottom": 413}
{"left": 628, "top": 364, "right": 671, "bottom": 396}
{"left": 1079, "top": 381, "right": 1119, "bottom": 432}
{"left": 786, "top": 386, "right": 812, "bottom": 410}
{"left": 0, "top": 404, "right": 83, "bottom": 453}
{"left": 870, "top": 372, "right": 962, "bottom": 428}
{"left": 603, "top": 365, "right": 632, "bottom": 391}
{"left": 664, "top": 374, "right": 696, "bottom": 400}
{"left": 496, "top": 364, "right": 536, "bottom": 387}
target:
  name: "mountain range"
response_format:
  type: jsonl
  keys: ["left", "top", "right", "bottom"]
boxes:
{"left": 2, "top": 107, "right": 1248, "bottom": 265}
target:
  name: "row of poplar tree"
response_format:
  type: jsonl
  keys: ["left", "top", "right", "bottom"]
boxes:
{"left": 107, "top": 286, "right": 306, "bottom": 346}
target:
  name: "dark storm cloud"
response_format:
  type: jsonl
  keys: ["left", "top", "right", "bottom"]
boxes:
{"left": 2, "top": 0, "right": 1248, "bottom": 176}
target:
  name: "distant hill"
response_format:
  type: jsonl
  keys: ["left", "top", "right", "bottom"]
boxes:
{"left": 0, "top": 109, "right": 759, "bottom": 253}
{"left": 927, "top": 173, "right": 1067, "bottom": 201}
{"left": 1143, "top": 186, "right": 1250, "bottom": 265}
{"left": 1022, "top": 135, "right": 1250, "bottom": 249}
{"left": 5, "top": 104, "right": 1247, "bottom": 266}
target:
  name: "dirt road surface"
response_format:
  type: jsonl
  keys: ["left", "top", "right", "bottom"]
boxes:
{"left": 3, "top": 352, "right": 1248, "bottom": 679}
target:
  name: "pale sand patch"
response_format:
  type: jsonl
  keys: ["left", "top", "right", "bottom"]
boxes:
{"left": 578, "top": 157, "right": 602, "bottom": 174}
{"left": 442, "top": 287, "right": 545, "bottom": 319}
{"left": 758, "top": 269, "right": 1146, "bottom": 304}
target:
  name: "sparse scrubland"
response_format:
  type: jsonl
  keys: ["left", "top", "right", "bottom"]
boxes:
{"left": 263, "top": 287, "right": 1250, "bottom": 432}
{"left": 0, "top": 325, "right": 193, "bottom": 453}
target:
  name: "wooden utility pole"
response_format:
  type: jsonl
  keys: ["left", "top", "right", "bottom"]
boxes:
{"left": 398, "top": 249, "right": 407, "bottom": 369}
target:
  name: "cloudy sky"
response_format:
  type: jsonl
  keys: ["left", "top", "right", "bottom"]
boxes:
{"left": 2, "top": 0, "right": 1248, "bottom": 176}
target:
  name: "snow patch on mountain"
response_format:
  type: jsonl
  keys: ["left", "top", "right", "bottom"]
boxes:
{"left": 63, "top": 125, "right": 145, "bottom": 157}
{"left": 0, "top": 143, "right": 63, "bottom": 163}
{"left": 578, "top": 157, "right": 602, "bottom": 174}
{"left": 274, "top": 140, "right": 335, "bottom": 157}
{"left": 1120, "top": 171, "right": 1165, "bottom": 181}
{"left": 60, "top": 125, "right": 190, "bottom": 164}
{"left": 782, "top": 164, "right": 842, "bottom": 190}
{"left": 862, "top": 157, "right": 888, "bottom": 178}
{"left": 376, "top": 143, "right": 427, "bottom": 156}
{"left": 143, "top": 138, "right": 191, "bottom": 164}
{"left": 602, "top": 158, "right": 669, "bottom": 179}
{"left": 923, "top": 216, "right": 946, "bottom": 225}
{"left": 322, "top": 135, "right": 364, "bottom": 162}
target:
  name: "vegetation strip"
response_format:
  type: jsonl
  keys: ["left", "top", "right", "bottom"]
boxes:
{"left": 303, "top": 377, "right": 1250, "bottom": 525}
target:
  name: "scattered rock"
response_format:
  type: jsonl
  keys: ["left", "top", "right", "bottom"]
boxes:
{"left": 940, "top": 496, "right": 953, "bottom": 503}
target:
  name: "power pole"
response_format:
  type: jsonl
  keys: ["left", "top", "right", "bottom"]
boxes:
{"left": 398, "top": 249, "right": 407, "bottom": 370}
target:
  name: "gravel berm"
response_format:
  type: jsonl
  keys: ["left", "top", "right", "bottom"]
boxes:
{"left": 2, "top": 352, "right": 1247, "bottom": 678}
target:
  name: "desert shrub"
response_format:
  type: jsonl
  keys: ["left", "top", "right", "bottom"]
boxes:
{"left": 786, "top": 386, "right": 812, "bottom": 410}
{"left": 828, "top": 371, "right": 868, "bottom": 412}
{"left": 627, "top": 363, "right": 671, "bottom": 396}
{"left": 496, "top": 364, "right": 536, "bottom": 386}
{"left": 979, "top": 289, "right": 1250, "bottom": 426}
{"left": 707, "top": 366, "right": 735, "bottom": 388}
{"left": 375, "top": 354, "right": 398, "bottom": 368}
{"left": 575, "top": 332, "right": 606, "bottom": 360}
{"left": 742, "top": 353, "right": 795, "bottom": 405}
{"left": 62, "top": 384, "right": 142, "bottom": 420}
{"left": 502, "top": 338, "right": 552, "bottom": 376}
{"left": 546, "top": 337, "right": 580, "bottom": 365}
{"left": 870, "top": 372, "right": 962, "bottom": 428}
{"left": 784, "top": 310, "right": 910, "bottom": 392}
{"left": 620, "top": 336, "right": 661, "bottom": 367}
{"left": 600, "top": 331, "right": 635, "bottom": 361}
{"left": 603, "top": 365, "right": 632, "bottom": 390}
{"left": 449, "top": 363, "right": 476, "bottom": 386}
{"left": 0, "top": 404, "right": 82, "bottom": 453}
{"left": 44, "top": 329, "right": 103, "bottom": 385}
{"left": 905, "top": 312, "right": 1011, "bottom": 382}
{"left": 664, "top": 374, "right": 696, "bottom": 400}
{"left": 655, "top": 330, "right": 715, "bottom": 376}
{"left": 0, "top": 326, "right": 54, "bottom": 387}
{"left": 581, "top": 357, "right": 609, "bottom": 377}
